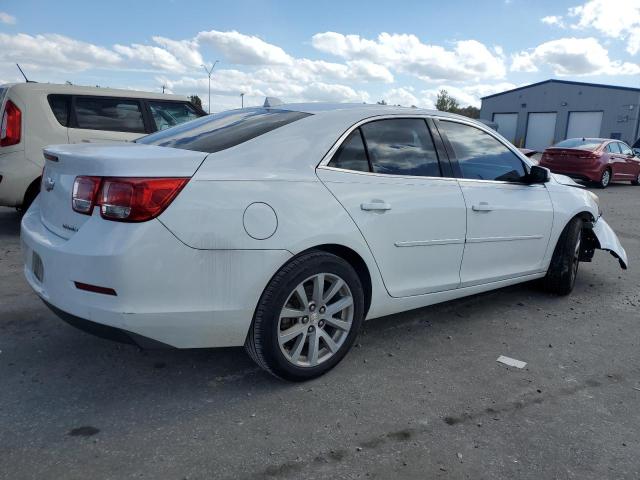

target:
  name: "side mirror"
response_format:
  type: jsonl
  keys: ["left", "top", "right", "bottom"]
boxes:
{"left": 633, "top": 148, "right": 640, "bottom": 157}
{"left": 527, "top": 165, "right": 551, "bottom": 184}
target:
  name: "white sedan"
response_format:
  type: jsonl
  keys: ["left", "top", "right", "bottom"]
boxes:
{"left": 21, "top": 103, "right": 628, "bottom": 381}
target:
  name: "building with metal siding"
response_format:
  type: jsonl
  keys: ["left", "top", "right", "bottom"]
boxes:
{"left": 480, "top": 79, "right": 640, "bottom": 151}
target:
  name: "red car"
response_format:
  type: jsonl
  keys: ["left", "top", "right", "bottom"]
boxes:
{"left": 539, "top": 138, "right": 640, "bottom": 188}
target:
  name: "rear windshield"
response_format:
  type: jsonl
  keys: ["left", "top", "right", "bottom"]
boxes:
{"left": 553, "top": 138, "right": 603, "bottom": 150}
{"left": 136, "top": 107, "right": 311, "bottom": 153}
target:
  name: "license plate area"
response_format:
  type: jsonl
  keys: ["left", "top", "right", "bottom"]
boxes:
{"left": 32, "top": 251, "right": 44, "bottom": 283}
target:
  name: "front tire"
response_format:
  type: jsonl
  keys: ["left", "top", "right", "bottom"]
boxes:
{"left": 543, "top": 217, "right": 583, "bottom": 295}
{"left": 245, "top": 251, "right": 364, "bottom": 381}
{"left": 631, "top": 171, "right": 640, "bottom": 186}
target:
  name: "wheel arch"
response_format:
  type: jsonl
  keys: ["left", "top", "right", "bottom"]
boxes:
{"left": 296, "top": 244, "right": 372, "bottom": 317}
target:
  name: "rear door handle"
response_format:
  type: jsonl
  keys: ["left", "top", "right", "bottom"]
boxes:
{"left": 361, "top": 201, "right": 391, "bottom": 211}
{"left": 472, "top": 202, "right": 493, "bottom": 212}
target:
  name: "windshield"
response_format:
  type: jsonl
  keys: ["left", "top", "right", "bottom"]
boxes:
{"left": 553, "top": 138, "right": 603, "bottom": 150}
{"left": 136, "top": 107, "right": 311, "bottom": 153}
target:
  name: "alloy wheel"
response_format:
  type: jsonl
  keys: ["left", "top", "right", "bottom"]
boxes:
{"left": 277, "top": 273, "right": 354, "bottom": 367}
{"left": 601, "top": 170, "right": 611, "bottom": 187}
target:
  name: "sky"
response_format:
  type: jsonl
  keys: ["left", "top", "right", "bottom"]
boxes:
{"left": 1, "top": 0, "right": 640, "bottom": 112}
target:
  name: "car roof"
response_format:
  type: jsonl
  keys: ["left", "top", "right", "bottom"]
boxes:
{"left": 0, "top": 82, "right": 188, "bottom": 101}
{"left": 276, "top": 102, "right": 459, "bottom": 118}
{"left": 561, "top": 138, "right": 610, "bottom": 143}
{"left": 197, "top": 103, "right": 496, "bottom": 182}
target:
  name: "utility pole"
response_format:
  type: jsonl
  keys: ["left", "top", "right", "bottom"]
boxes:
{"left": 161, "top": 84, "right": 166, "bottom": 94}
{"left": 240, "top": 92, "right": 245, "bottom": 108}
{"left": 201, "top": 61, "right": 219, "bottom": 114}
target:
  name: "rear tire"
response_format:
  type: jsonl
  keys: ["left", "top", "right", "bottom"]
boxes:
{"left": 597, "top": 168, "right": 611, "bottom": 189}
{"left": 543, "top": 217, "right": 583, "bottom": 296}
{"left": 245, "top": 251, "right": 364, "bottom": 381}
{"left": 631, "top": 172, "right": 640, "bottom": 185}
{"left": 18, "top": 178, "right": 41, "bottom": 214}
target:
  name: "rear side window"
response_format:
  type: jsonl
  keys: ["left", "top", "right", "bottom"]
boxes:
{"left": 137, "top": 107, "right": 311, "bottom": 153}
{"left": 74, "top": 97, "right": 146, "bottom": 133}
{"left": 328, "top": 129, "right": 370, "bottom": 172}
{"left": 148, "top": 101, "right": 202, "bottom": 131}
{"left": 606, "top": 142, "right": 621, "bottom": 153}
{"left": 360, "top": 119, "right": 441, "bottom": 177}
{"left": 48, "top": 95, "right": 71, "bottom": 127}
{"left": 439, "top": 120, "right": 526, "bottom": 182}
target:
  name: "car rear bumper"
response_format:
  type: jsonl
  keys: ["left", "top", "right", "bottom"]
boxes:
{"left": 21, "top": 199, "right": 292, "bottom": 348}
{"left": 0, "top": 149, "right": 37, "bottom": 207}
{"left": 539, "top": 164, "right": 603, "bottom": 182}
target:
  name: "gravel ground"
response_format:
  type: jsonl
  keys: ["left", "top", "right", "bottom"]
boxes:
{"left": 1, "top": 184, "right": 639, "bottom": 480}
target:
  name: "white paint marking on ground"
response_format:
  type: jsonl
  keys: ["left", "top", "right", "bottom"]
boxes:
{"left": 497, "top": 355, "right": 527, "bottom": 369}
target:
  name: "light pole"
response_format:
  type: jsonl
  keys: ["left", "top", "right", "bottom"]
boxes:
{"left": 240, "top": 92, "right": 245, "bottom": 108}
{"left": 201, "top": 61, "right": 219, "bottom": 114}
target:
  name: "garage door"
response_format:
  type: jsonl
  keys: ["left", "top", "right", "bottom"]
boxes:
{"left": 493, "top": 113, "right": 518, "bottom": 144}
{"left": 566, "top": 111, "right": 603, "bottom": 140}
{"left": 526, "top": 113, "right": 557, "bottom": 151}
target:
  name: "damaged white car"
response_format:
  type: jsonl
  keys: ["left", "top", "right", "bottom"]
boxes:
{"left": 21, "top": 103, "right": 628, "bottom": 381}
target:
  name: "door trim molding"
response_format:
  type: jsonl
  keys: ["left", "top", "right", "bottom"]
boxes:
{"left": 394, "top": 238, "right": 465, "bottom": 247}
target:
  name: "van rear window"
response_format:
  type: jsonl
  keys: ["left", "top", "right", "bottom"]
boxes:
{"left": 136, "top": 108, "right": 311, "bottom": 153}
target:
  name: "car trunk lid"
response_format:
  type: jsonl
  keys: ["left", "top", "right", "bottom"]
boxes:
{"left": 40, "top": 143, "right": 208, "bottom": 239}
{"left": 542, "top": 148, "right": 599, "bottom": 167}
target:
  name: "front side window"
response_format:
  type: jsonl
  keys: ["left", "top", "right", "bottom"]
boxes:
{"left": 360, "top": 119, "right": 441, "bottom": 177}
{"left": 439, "top": 121, "right": 526, "bottom": 182}
{"left": 328, "top": 129, "right": 370, "bottom": 172}
{"left": 137, "top": 108, "right": 311, "bottom": 153}
{"left": 148, "top": 101, "right": 201, "bottom": 131}
{"left": 619, "top": 142, "right": 633, "bottom": 155}
{"left": 74, "top": 97, "right": 145, "bottom": 133}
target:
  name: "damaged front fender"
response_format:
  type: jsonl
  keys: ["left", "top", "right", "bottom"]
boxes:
{"left": 592, "top": 217, "right": 628, "bottom": 270}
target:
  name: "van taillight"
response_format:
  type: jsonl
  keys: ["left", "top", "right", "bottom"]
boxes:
{"left": 0, "top": 100, "right": 21, "bottom": 147}
{"left": 72, "top": 176, "right": 188, "bottom": 222}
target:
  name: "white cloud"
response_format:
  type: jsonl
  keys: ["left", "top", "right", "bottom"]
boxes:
{"left": 113, "top": 43, "right": 187, "bottom": 72}
{"left": 541, "top": 15, "right": 565, "bottom": 27}
{"left": 567, "top": 0, "right": 640, "bottom": 54}
{"left": 0, "top": 33, "right": 121, "bottom": 72}
{"left": 196, "top": 30, "right": 293, "bottom": 65}
{"left": 152, "top": 36, "right": 203, "bottom": 69}
{"left": 311, "top": 32, "right": 506, "bottom": 81}
{"left": 0, "top": 12, "right": 15, "bottom": 24}
{"left": 511, "top": 37, "right": 640, "bottom": 75}
{"left": 382, "top": 87, "right": 419, "bottom": 106}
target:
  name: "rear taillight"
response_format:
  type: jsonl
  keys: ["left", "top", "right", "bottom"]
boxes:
{"left": 1, "top": 100, "right": 21, "bottom": 147}
{"left": 72, "top": 176, "right": 188, "bottom": 222}
{"left": 577, "top": 154, "right": 598, "bottom": 160}
{"left": 72, "top": 176, "right": 101, "bottom": 214}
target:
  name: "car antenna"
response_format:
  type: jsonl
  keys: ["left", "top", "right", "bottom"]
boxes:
{"left": 16, "top": 63, "right": 35, "bottom": 83}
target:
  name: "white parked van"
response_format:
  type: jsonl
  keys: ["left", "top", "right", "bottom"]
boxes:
{"left": 0, "top": 82, "right": 205, "bottom": 209}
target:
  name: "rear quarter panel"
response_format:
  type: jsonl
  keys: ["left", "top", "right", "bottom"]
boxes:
{"left": 158, "top": 178, "right": 390, "bottom": 317}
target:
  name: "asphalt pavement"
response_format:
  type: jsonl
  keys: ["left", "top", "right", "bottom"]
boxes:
{"left": 1, "top": 184, "right": 639, "bottom": 479}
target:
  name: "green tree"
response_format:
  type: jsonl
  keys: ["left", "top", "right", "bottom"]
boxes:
{"left": 435, "top": 90, "right": 480, "bottom": 119}
{"left": 435, "top": 89, "right": 459, "bottom": 112}
{"left": 189, "top": 95, "right": 203, "bottom": 109}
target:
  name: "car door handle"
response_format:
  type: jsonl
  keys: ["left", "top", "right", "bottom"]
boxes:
{"left": 361, "top": 201, "right": 392, "bottom": 211}
{"left": 472, "top": 202, "right": 493, "bottom": 212}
